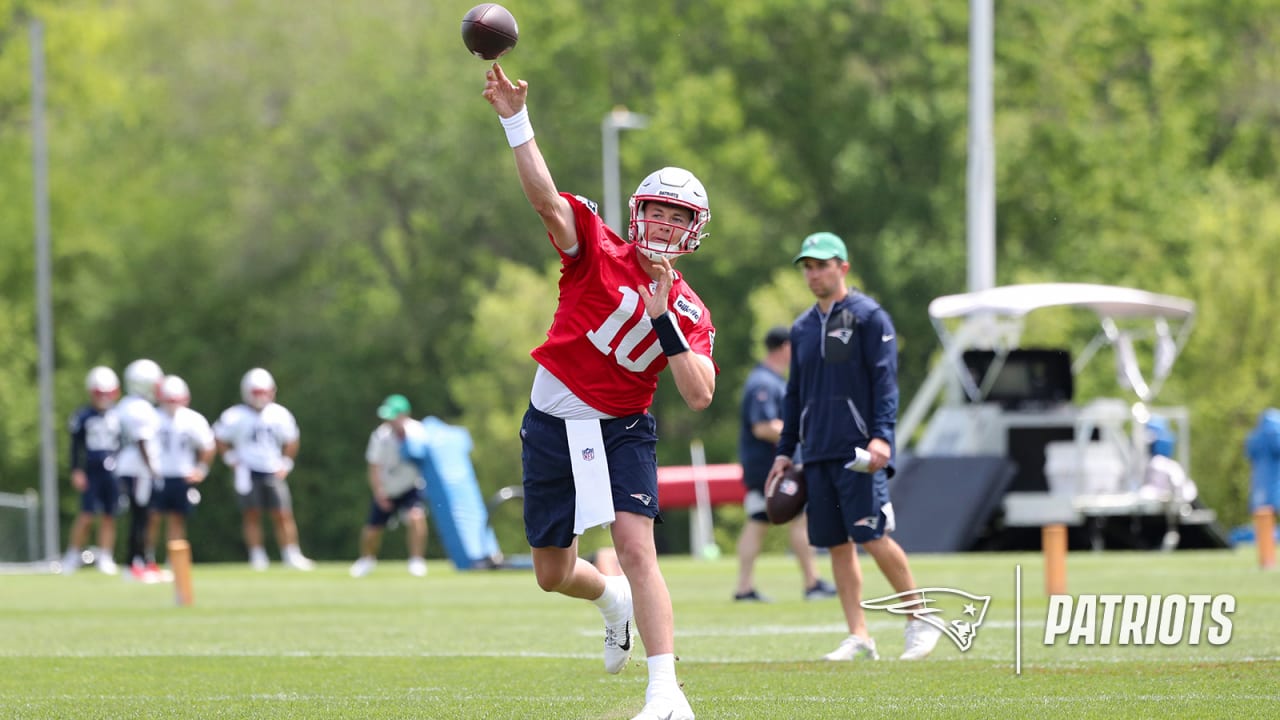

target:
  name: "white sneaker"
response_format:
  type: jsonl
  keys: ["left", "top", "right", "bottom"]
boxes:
{"left": 97, "top": 557, "right": 119, "bottom": 576}
{"left": 60, "top": 550, "right": 82, "bottom": 574}
{"left": 249, "top": 548, "right": 269, "bottom": 571}
{"left": 823, "top": 634, "right": 879, "bottom": 661}
{"left": 349, "top": 556, "right": 376, "bottom": 578}
{"left": 407, "top": 557, "right": 427, "bottom": 577}
{"left": 631, "top": 691, "right": 694, "bottom": 720}
{"left": 603, "top": 576, "right": 634, "bottom": 674}
{"left": 901, "top": 618, "right": 943, "bottom": 660}
{"left": 285, "top": 552, "right": 316, "bottom": 571}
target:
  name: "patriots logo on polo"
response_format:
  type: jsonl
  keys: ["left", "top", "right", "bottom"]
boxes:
{"left": 582, "top": 448, "right": 595, "bottom": 461}
{"left": 861, "top": 588, "right": 992, "bottom": 652}
{"left": 827, "top": 328, "right": 854, "bottom": 344}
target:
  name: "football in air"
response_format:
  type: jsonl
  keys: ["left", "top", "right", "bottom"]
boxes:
{"left": 766, "top": 465, "right": 807, "bottom": 525}
{"left": 461, "top": 4, "right": 519, "bottom": 60}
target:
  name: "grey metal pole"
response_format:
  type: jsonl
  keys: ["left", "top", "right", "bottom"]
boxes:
{"left": 31, "top": 19, "right": 59, "bottom": 562}
{"left": 600, "top": 108, "right": 648, "bottom": 236}
{"left": 966, "top": 0, "right": 995, "bottom": 293}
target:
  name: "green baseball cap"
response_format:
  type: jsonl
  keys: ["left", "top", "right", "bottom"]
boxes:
{"left": 793, "top": 232, "right": 848, "bottom": 264}
{"left": 377, "top": 394, "right": 411, "bottom": 420}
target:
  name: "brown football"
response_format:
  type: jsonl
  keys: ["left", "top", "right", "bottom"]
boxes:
{"left": 461, "top": 4, "right": 519, "bottom": 60}
{"left": 766, "top": 465, "right": 807, "bottom": 524}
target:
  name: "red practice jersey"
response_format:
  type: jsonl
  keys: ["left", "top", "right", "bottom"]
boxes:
{"left": 531, "top": 194, "right": 718, "bottom": 416}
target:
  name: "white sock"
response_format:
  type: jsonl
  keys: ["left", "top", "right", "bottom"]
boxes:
{"left": 645, "top": 653, "right": 678, "bottom": 702}
{"left": 592, "top": 575, "right": 629, "bottom": 625}
{"left": 249, "top": 546, "right": 268, "bottom": 562}
{"left": 284, "top": 544, "right": 302, "bottom": 559}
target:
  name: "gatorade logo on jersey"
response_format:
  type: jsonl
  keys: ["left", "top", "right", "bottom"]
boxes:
{"left": 1043, "top": 594, "right": 1235, "bottom": 646}
{"left": 674, "top": 294, "right": 701, "bottom": 323}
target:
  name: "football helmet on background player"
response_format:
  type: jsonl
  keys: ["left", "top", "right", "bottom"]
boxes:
{"left": 626, "top": 166, "right": 710, "bottom": 261}
{"left": 158, "top": 375, "right": 190, "bottom": 409}
{"left": 241, "top": 368, "right": 276, "bottom": 410}
{"left": 123, "top": 359, "right": 163, "bottom": 402}
{"left": 85, "top": 366, "right": 120, "bottom": 400}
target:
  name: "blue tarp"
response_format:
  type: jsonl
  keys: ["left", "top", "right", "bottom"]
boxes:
{"left": 403, "top": 417, "right": 502, "bottom": 570}
{"left": 1245, "top": 408, "right": 1280, "bottom": 511}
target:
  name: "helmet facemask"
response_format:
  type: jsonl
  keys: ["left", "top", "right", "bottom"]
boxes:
{"left": 240, "top": 368, "right": 277, "bottom": 410}
{"left": 626, "top": 167, "right": 710, "bottom": 261}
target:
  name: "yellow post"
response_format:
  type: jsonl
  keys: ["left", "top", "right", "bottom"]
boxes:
{"left": 1255, "top": 507, "right": 1276, "bottom": 570}
{"left": 168, "top": 539, "right": 195, "bottom": 606}
{"left": 1042, "top": 523, "right": 1068, "bottom": 595}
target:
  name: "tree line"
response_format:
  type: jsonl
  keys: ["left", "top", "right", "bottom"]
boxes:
{"left": 1, "top": 0, "right": 1277, "bottom": 560}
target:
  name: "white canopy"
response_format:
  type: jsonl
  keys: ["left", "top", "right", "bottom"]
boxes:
{"left": 928, "top": 283, "right": 1195, "bottom": 321}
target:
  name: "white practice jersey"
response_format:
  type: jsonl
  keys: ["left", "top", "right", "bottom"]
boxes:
{"left": 155, "top": 406, "right": 215, "bottom": 477}
{"left": 114, "top": 394, "right": 161, "bottom": 478}
{"left": 213, "top": 402, "right": 299, "bottom": 474}
{"left": 365, "top": 418, "right": 427, "bottom": 497}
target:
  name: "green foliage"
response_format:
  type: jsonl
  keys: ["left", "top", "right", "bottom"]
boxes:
{"left": 0, "top": 0, "right": 1277, "bottom": 556}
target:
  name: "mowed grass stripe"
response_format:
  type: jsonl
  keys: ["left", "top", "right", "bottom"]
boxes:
{"left": 1, "top": 549, "right": 1277, "bottom": 718}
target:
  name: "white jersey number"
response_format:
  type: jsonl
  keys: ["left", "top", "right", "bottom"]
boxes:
{"left": 586, "top": 286, "right": 663, "bottom": 372}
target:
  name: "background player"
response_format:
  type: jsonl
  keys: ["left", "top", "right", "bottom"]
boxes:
{"left": 214, "top": 368, "right": 314, "bottom": 571}
{"left": 349, "top": 394, "right": 430, "bottom": 578}
{"left": 733, "top": 327, "right": 836, "bottom": 603}
{"left": 149, "top": 375, "right": 215, "bottom": 561}
{"left": 483, "top": 61, "right": 714, "bottom": 720}
{"left": 62, "top": 366, "right": 123, "bottom": 575}
{"left": 115, "top": 358, "right": 164, "bottom": 582}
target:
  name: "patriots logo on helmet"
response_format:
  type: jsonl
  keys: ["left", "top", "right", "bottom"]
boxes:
{"left": 861, "top": 588, "right": 992, "bottom": 652}
{"left": 582, "top": 448, "right": 595, "bottom": 461}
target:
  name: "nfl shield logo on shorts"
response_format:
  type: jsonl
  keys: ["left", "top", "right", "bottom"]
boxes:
{"left": 582, "top": 448, "right": 595, "bottom": 461}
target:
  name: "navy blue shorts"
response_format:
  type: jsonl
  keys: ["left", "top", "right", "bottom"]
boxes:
{"left": 79, "top": 469, "right": 120, "bottom": 515}
{"left": 804, "top": 460, "right": 892, "bottom": 547}
{"left": 520, "top": 405, "right": 660, "bottom": 549}
{"left": 152, "top": 476, "right": 194, "bottom": 515}
{"left": 366, "top": 487, "right": 426, "bottom": 527}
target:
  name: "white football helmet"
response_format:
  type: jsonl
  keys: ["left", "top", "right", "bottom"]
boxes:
{"left": 124, "top": 359, "right": 163, "bottom": 402}
{"left": 241, "top": 368, "right": 276, "bottom": 410}
{"left": 158, "top": 375, "right": 191, "bottom": 408}
{"left": 626, "top": 166, "right": 711, "bottom": 260}
{"left": 85, "top": 366, "right": 120, "bottom": 398}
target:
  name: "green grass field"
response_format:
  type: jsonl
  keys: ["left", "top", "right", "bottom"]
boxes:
{"left": 1, "top": 548, "right": 1276, "bottom": 719}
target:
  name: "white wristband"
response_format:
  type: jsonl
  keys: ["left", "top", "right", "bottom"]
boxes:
{"left": 499, "top": 107, "right": 534, "bottom": 148}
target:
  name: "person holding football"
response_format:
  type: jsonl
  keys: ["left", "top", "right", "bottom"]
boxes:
{"left": 766, "top": 232, "right": 941, "bottom": 662}
{"left": 483, "top": 61, "right": 714, "bottom": 720}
